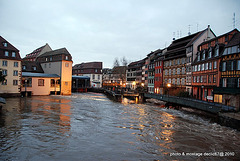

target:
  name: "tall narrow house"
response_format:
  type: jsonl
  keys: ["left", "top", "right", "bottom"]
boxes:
{"left": 0, "top": 36, "right": 22, "bottom": 97}
{"left": 36, "top": 48, "right": 73, "bottom": 95}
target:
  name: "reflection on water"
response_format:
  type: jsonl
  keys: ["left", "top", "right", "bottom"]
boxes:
{"left": 0, "top": 93, "right": 240, "bottom": 160}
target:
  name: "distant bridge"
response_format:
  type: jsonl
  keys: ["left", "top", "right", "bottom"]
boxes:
{"left": 144, "top": 93, "right": 235, "bottom": 114}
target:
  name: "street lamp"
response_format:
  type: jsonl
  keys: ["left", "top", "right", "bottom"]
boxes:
{"left": 167, "top": 83, "right": 171, "bottom": 96}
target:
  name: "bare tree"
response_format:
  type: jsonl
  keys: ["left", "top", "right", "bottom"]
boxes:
{"left": 113, "top": 58, "right": 120, "bottom": 67}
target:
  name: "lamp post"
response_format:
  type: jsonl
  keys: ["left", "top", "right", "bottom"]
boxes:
{"left": 25, "top": 79, "right": 28, "bottom": 97}
{"left": 167, "top": 83, "right": 171, "bottom": 97}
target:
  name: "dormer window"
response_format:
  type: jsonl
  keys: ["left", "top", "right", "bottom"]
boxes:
{"left": 202, "top": 51, "right": 205, "bottom": 60}
{"left": 3, "top": 42, "right": 7, "bottom": 47}
{"left": 5, "top": 51, "right": 9, "bottom": 56}
{"left": 23, "top": 65, "right": 26, "bottom": 70}
{"left": 33, "top": 66, "right": 37, "bottom": 71}
{"left": 12, "top": 52, "right": 16, "bottom": 57}
{"left": 197, "top": 52, "right": 200, "bottom": 61}
{"left": 215, "top": 46, "right": 219, "bottom": 57}
{"left": 208, "top": 48, "right": 212, "bottom": 58}
{"left": 66, "top": 56, "right": 69, "bottom": 60}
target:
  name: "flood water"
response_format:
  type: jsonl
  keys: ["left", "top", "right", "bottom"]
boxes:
{"left": 0, "top": 93, "right": 239, "bottom": 161}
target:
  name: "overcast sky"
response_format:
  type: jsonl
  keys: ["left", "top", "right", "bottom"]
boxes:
{"left": 0, "top": 0, "right": 239, "bottom": 68}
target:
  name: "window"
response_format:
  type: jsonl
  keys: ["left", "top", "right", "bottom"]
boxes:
{"left": 197, "top": 76, "right": 200, "bottom": 83}
{"left": 66, "top": 56, "right": 69, "bottom": 60}
{"left": 4, "top": 51, "right": 9, "bottom": 56}
{"left": 2, "top": 70, "right": 7, "bottom": 76}
{"left": 177, "top": 68, "right": 180, "bottom": 74}
{"left": 13, "top": 70, "right": 18, "bottom": 76}
{"left": 230, "top": 61, "right": 234, "bottom": 71}
{"left": 173, "top": 68, "right": 175, "bottom": 75}
{"left": 208, "top": 75, "right": 212, "bottom": 83}
{"left": 202, "top": 64, "right": 205, "bottom": 71}
{"left": 205, "top": 63, "right": 208, "bottom": 70}
{"left": 98, "top": 75, "right": 100, "bottom": 80}
{"left": 2, "top": 60, "right": 7, "bottom": 66}
{"left": 193, "top": 76, "right": 196, "bottom": 83}
{"left": 165, "top": 69, "right": 168, "bottom": 76}
{"left": 222, "top": 62, "right": 226, "bottom": 71}
{"left": 93, "top": 74, "right": 95, "bottom": 79}
{"left": 194, "top": 65, "right": 197, "bottom": 72}
{"left": 202, "top": 51, "right": 205, "bottom": 60}
{"left": 169, "top": 69, "right": 171, "bottom": 75}
{"left": 38, "top": 79, "right": 44, "bottom": 86}
{"left": 49, "top": 57, "right": 52, "bottom": 61}
{"left": 177, "top": 78, "right": 180, "bottom": 85}
{"left": 14, "top": 62, "right": 18, "bottom": 67}
{"left": 238, "top": 78, "right": 240, "bottom": 87}
{"left": 182, "top": 58, "right": 185, "bottom": 64}
{"left": 182, "top": 67, "right": 185, "bottom": 74}
{"left": 237, "top": 60, "right": 240, "bottom": 70}
{"left": 33, "top": 66, "right": 37, "bottom": 71}
{"left": 51, "top": 79, "right": 55, "bottom": 87}
{"left": 200, "top": 76, "right": 203, "bottom": 83}
{"left": 168, "top": 79, "right": 171, "bottom": 84}
{"left": 44, "top": 64, "right": 47, "bottom": 68}
{"left": 49, "top": 63, "right": 51, "bottom": 68}
{"left": 2, "top": 79, "right": 7, "bottom": 85}
{"left": 45, "top": 58, "right": 48, "bottom": 61}
{"left": 23, "top": 65, "right": 26, "bottom": 70}
{"left": 198, "top": 65, "right": 201, "bottom": 71}
{"left": 208, "top": 48, "right": 212, "bottom": 58}
{"left": 12, "top": 52, "right": 16, "bottom": 57}
{"left": 215, "top": 47, "right": 219, "bottom": 57}
{"left": 177, "top": 59, "right": 180, "bottom": 65}
{"left": 197, "top": 53, "right": 200, "bottom": 61}
{"left": 181, "top": 78, "right": 185, "bottom": 85}
{"left": 213, "top": 75, "right": 216, "bottom": 83}
{"left": 65, "top": 63, "right": 69, "bottom": 67}
{"left": 222, "top": 78, "right": 227, "bottom": 87}
{"left": 209, "top": 62, "right": 212, "bottom": 70}
{"left": 13, "top": 80, "right": 18, "bottom": 85}
{"left": 172, "top": 78, "right": 176, "bottom": 84}
{"left": 214, "top": 61, "right": 217, "bottom": 69}
{"left": 95, "top": 69, "right": 98, "bottom": 73}
{"left": 3, "top": 42, "right": 7, "bottom": 47}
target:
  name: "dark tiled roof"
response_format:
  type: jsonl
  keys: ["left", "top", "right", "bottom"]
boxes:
{"left": 73, "top": 62, "right": 102, "bottom": 69}
{"left": 22, "top": 72, "right": 60, "bottom": 78}
{"left": 0, "top": 36, "right": 21, "bottom": 60}
{"left": 22, "top": 61, "right": 44, "bottom": 73}
{"left": 38, "top": 48, "right": 70, "bottom": 57}
{"left": 226, "top": 32, "right": 240, "bottom": 47}
{"left": 24, "top": 44, "right": 47, "bottom": 58}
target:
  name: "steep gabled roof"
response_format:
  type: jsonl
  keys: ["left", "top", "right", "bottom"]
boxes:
{"left": 38, "top": 48, "right": 70, "bottom": 57}
{"left": 22, "top": 61, "right": 44, "bottom": 73}
{"left": 226, "top": 31, "right": 240, "bottom": 47}
{"left": 0, "top": 36, "right": 19, "bottom": 51}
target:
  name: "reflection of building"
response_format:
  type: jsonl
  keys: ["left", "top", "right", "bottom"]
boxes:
{"left": 0, "top": 36, "right": 22, "bottom": 97}
{"left": 72, "top": 62, "right": 102, "bottom": 88}
{"left": 192, "top": 29, "right": 239, "bottom": 103}
{"left": 213, "top": 30, "right": 240, "bottom": 110}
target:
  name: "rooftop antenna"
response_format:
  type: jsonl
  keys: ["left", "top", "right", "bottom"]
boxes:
{"left": 233, "top": 12, "right": 236, "bottom": 29}
{"left": 177, "top": 30, "right": 179, "bottom": 38}
{"left": 196, "top": 23, "right": 199, "bottom": 32}
{"left": 180, "top": 31, "right": 182, "bottom": 37}
{"left": 173, "top": 32, "right": 176, "bottom": 40}
{"left": 188, "top": 24, "right": 192, "bottom": 35}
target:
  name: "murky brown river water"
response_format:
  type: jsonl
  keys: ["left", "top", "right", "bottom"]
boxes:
{"left": 0, "top": 93, "right": 239, "bottom": 160}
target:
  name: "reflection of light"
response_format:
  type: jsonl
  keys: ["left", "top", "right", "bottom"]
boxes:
{"left": 141, "top": 83, "right": 144, "bottom": 87}
{"left": 132, "top": 81, "right": 136, "bottom": 85}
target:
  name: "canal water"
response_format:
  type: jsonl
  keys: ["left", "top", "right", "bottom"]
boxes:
{"left": 0, "top": 93, "right": 239, "bottom": 161}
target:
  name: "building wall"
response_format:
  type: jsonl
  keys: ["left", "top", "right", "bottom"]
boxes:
{"left": 0, "top": 59, "right": 21, "bottom": 94}
{"left": 61, "top": 60, "right": 72, "bottom": 95}
{"left": 21, "top": 77, "right": 60, "bottom": 95}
